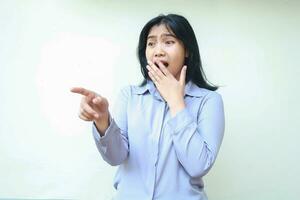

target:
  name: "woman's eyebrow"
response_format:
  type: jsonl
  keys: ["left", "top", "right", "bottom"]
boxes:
{"left": 147, "top": 33, "right": 176, "bottom": 40}
{"left": 147, "top": 35, "right": 156, "bottom": 40}
{"left": 161, "top": 33, "right": 176, "bottom": 38}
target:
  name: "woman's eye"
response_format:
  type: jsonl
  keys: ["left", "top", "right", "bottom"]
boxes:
{"left": 147, "top": 42, "right": 154, "bottom": 47}
{"left": 165, "top": 41, "right": 175, "bottom": 45}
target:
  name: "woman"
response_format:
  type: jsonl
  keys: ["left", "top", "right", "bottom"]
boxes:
{"left": 71, "top": 14, "right": 225, "bottom": 200}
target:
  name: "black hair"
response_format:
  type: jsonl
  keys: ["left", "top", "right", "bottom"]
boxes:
{"left": 137, "top": 14, "right": 218, "bottom": 91}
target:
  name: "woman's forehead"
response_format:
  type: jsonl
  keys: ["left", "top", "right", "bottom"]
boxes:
{"left": 147, "top": 24, "right": 176, "bottom": 38}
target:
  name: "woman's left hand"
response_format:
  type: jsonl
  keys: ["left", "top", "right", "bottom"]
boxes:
{"left": 147, "top": 61, "right": 187, "bottom": 117}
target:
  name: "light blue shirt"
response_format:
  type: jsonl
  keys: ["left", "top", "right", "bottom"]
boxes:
{"left": 92, "top": 80, "right": 225, "bottom": 200}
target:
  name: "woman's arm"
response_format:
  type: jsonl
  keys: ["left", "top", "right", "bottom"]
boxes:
{"left": 146, "top": 62, "right": 225, "bottom": 177}
{"left": 167, "top": 92, "right": 225, "bottom": 178}
{"left": 71, "top": 86, "right": 130, "bottom": 166}
{"left": 92, "top": 117, "right": 129, "bottom": 166}
{"left": 92, "top": 87, "right": 130, "bottom": 166}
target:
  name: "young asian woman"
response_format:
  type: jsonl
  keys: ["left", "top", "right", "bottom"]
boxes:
{"left": 71, "top": 14, "right": 225, "bottom": 200}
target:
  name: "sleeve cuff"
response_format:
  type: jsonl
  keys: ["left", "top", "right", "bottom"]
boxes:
{"left": 167, "top": 108, "right": 194, "bottom": 134}
{"left": 92, "top": 116, "right": 119, "bottom": 144}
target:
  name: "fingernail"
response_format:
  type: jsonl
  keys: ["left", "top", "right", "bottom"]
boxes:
{"left": 94, "top": 114, "right": 99, "bottom": 118}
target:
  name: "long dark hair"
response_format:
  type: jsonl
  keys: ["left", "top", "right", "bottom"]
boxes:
{"left": 137, "top": 14, "right": 218, "bottom": 91}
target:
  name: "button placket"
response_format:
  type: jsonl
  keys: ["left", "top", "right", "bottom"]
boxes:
{"left": 149, "top": 101, "right": 167, "bottom": 199}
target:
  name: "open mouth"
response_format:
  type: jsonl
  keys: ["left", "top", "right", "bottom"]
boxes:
{"left": 155, "top": 61, "right": 169, "bottom": 68}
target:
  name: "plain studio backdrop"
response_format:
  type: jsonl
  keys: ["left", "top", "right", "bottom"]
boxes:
{"left": 0, "top": 0, "right": 299, "bottom": 199}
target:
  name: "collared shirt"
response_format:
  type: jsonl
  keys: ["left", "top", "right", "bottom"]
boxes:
{"left": 92, "top": 80, "right": 225, "bottom": 200}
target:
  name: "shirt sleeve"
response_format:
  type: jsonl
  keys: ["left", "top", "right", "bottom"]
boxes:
{"left": 167, "top": 92, "right": 225, "bottom": 178}
{"left": 92, "top": 86, "right": 130, "bottom": 166}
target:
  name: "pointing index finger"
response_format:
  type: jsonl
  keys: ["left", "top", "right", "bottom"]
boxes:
{"left": 70, "top": 87, "right": 93, "bottom": 97}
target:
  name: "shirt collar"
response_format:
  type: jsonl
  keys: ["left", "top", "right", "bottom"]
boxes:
{"left": 131, "top": 82, "right": 149, "bottom": 95}
{"left": 146, "top": 80, "right": 164, "bottom": 101}
{"left": 184, "top": 81, "right": 205, "bottom": 97}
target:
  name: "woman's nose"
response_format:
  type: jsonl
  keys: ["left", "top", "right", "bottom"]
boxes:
{"left": 154, "top": 45, "right": 165, "bottom": 57}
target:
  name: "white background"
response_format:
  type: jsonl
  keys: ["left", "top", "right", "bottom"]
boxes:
{"left": 1, "top": 0, "right": 299, "bottom": 199}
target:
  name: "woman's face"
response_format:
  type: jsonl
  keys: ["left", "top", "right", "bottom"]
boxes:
{"left": 145, "top": 24, "right": 187, "bottom": 80}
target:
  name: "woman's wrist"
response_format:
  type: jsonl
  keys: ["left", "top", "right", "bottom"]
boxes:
{"left": 94, "top": 113, "right": 110, "bottom": 136}
{"left": 169, "top": 100, "right": 185, "bottom": 117}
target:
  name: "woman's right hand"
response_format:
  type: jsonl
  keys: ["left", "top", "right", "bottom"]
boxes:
{"left": 70, "top": 87, "right": 110, "bottom": 134}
